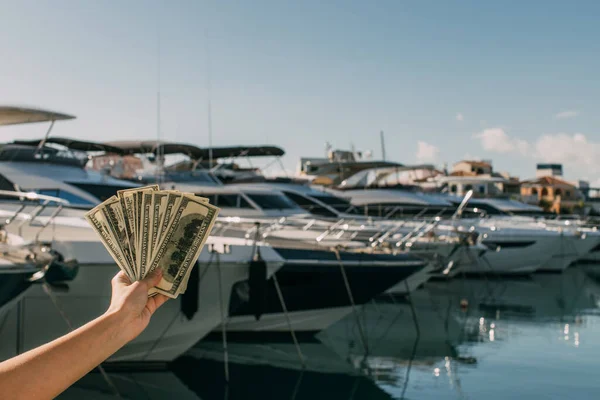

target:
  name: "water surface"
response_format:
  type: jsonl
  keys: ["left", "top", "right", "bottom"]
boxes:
{"left": 60, "top": 266, "right": 600, "bottom": 399}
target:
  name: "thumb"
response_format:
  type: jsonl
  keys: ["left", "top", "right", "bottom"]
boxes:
{"left": 141, "top": 268, "right": 163, "bottom": 289}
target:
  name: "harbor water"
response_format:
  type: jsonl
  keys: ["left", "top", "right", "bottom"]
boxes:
{"left": 60, "top": 265, "right": 600, "bottom": 399}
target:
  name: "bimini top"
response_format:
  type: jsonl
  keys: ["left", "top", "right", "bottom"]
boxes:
{"left": 205, "top": 145, "right": 285, "bottom": 159}
{"left": 106, "top": 141, "right": 285, "bottom": 160}
{"left": 13, "top": 137, "right": 126, "bottom": 155}
{"left": 106, "top": 141, "right": 205, "bottom": 158}
{"left": 0, "top": 106, "right": 75, "bottom": 126}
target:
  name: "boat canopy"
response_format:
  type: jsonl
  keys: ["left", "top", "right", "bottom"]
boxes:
{"left": 206, "top": 145, "right": 285, "bottom": 159}
{"left": 338, "top": 165, "right": 437, "bottom": 189}
{"left": 0, "top": 106, "right": 75, "bottom": 126}
{"left": 106, "top": 141, "right": 285, "bottom": 160}
{"left": 106, "top": 141, "right": 205, "bottom": 158}
{"left": 13, "top": 137, "right": 126, "bottom": 155}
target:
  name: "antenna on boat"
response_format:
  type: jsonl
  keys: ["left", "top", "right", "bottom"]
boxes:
{"left": 380, "top": 130, "right": 386, "bottom": 161}
{"left": 155, "top": 7, "right": 163, "bottom": 184}
{"left": 205, "top": 28, "right": 214, "bottom": 168}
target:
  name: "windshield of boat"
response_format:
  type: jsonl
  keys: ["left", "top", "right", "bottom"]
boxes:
{"left": 246, "top": 193, "right": 300, "bottom": 210}
{"left": 197, "top": 193, "right": 254, "bottom": 209}
{"left": 282, "top": 191, "right": 338, "bottom": 217}
{"left": 139, "top": 170, "right": 222, "bottom": 185}
{"left": 0, "top": 144, "right": 87, "bottom": 168}
{"left": 309, "top": 194, "right": 363, "bottom": 215}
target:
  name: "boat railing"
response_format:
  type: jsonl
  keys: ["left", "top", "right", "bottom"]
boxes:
{"left": 0, "top": 190, "right": 69, "bottom": 238}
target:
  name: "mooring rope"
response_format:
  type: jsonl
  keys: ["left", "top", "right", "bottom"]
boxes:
{"left": 332, "top": 246, "right": 369, "bottom": 355}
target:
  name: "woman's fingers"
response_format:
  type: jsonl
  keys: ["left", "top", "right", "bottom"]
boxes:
{"left": 112, "top": 270, "right": 131, "bottom": 287}
{"left": 153, "top": 294, "right": 169, "bottom": 311}
{"left": 145, "top": 293, "right": 169, "bottom": 315}
{"left": 140, "top": 268, "right": 163, "bottom": 290}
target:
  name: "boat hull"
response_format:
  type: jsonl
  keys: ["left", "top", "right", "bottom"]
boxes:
{"left": 221, "top": 248, "right": 426, "bottom": 334}
{"left": 0, "top": 234, "right": 283, "bottom": 362}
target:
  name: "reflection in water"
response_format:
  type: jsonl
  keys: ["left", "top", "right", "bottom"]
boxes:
{"left": 318, "top": 267, "right": 600, "bottom": 399}
{"left": 61, "top": 267, "right": 600, "bottom": 399}
{"left": 172, "top": 355, "right": 393, "bottom": 400}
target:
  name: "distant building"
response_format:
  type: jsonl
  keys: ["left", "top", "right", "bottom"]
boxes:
{"left": 520, "top": 176, "right": 583, "bottom": 212}
{"left": 453, "top": 160, "right": 493, "bottom": 175}
{"left": 441, "top": 176, "right": 505, "bottom": 197}
{"left": 536, "top": 163, "right": 563, "bottom": 178}
{"left": 446, "top": 160, "right": 519, "bottom": 198}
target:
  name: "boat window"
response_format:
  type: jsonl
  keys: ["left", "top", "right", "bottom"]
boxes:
{"left": 283, "top": 192, "right": 338, "bottom": 217}
{"left": 465, "top": 202, "right": 505, "bottom": 216}
{"left": 140, "top": 170, "right": 222, "bottom": 185}
{"left": 363, "top": 203, "right": 451, "bottom": 218}
{"left": 196, "top": 193, "right": 253, "bottom": 208}
{"left": 66, "top": 182, "right": 132, "bottom": 203}
{"left": 309, "top": 194, "right": 356, "bottom": 213}
{"left": 247, "top": 193, "right": 298, "bottom": 210}
{"left": 32, "top": 189, "right": 95, "bottom": 206}
{"left": 0, "top": 145, "right": 85, "bottom": 168}
{"left": 238, "top": 196, "right": 253, "bottom": 208}
{"left": 217, "top": 194, "right": 239, "bottom": 207}
{"left": 0, "top": 174, "right": 16, "bottom": 191}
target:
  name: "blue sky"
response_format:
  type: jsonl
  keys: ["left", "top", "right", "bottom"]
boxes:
{"left": 1, "top": 0, "right": 599, "bottom": 182}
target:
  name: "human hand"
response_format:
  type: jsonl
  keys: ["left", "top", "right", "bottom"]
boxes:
{"left": 105, "top": 270, "right": 169, "bottom": 342}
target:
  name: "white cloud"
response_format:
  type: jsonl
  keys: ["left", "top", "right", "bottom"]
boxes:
{"left": 534, "top": 133, "right": 600, "bottom": 174}
{"left": 554, "top": 110, "right": 580, "bottom": 119}
{"left": 455, "top": 113, "right": 464, "bottom": 122}
{"left": 473, "top": 128, "right": 529, "bottom": 155}
{"left": 474, "top": 127, "right": 600, "bottom": 178}
{"left": 416, "top": 141, "right": 439, "bottom": 163}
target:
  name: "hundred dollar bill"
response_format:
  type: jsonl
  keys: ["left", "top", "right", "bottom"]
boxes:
{"left": 148, "top": 195, "right": 219, "bottom": 298}
{"left": 85, "top": 204, "right": 134, "bottom": 281}
{"left": 101, "top": 196, "right": 136, "bottom": 279}
{"left": 138, "top": 189, "right": 154, "bottom": 278}
{"left": 163, "top": 190, "right": 208, "bottom": 201}
{"left": 149, "top": 192, "right": 169, "bottom": 257}
{"left": 117, "top": 185, "right": 158, "bottom": 278}
{"left": 151, "top": 192, "right": 183, "bottom": 261}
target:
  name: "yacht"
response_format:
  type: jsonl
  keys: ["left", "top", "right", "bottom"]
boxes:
{"left": 333, "top": 167, "right": 600, "bottom": 274}
{"left": 0, "top": 107, "right": 286, "bottom": 362}
{"left": 0, "top": 138, "right": 139, "bottom": 206}
{"left": 0, "top": 189, "right": 285, "bottom": 362}
{"left": 98, "top": 142, "right": 433, "bottom": 334}
{"left": 221, "top": 182, "right": 488, "bottom": 285}
{"left": 437, "top": 195, "right": 600, "bottom": 272}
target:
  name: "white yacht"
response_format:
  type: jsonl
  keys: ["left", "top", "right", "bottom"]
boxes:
{"left": 332, "top": 167, "right": 600, "bottom": 274}
{"left": 0, "top": 191, "right": 285, "bottom": 362}
{"left": 0, "top": 107, "right": 286, "bottom": 362}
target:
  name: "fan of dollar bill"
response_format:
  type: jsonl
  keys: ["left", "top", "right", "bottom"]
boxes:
{"left": 85, "top": 185, "right": 220, "bottom": 299}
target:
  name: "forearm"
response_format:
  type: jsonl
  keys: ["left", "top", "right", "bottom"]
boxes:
{"left": 0, "top": 310, "right": 129, "bottom": 400}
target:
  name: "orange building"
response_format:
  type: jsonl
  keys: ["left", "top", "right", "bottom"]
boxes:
{"left": 520, "top": 176, "right": 582, "bottom": 212}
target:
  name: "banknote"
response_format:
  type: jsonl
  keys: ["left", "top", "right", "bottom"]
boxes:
{"left": 87, "top": 186, "right": 218, "bottom": 298}
{"left": 138, "top": 189, "right": 155, "bottom": 278}
{"left": 101, "top": 196, "right": 136, "bottom": 279}
{"left": 117, "top": 185, "right": 159, "bottom": 279}
{"left": 147, "top": 195, "right": 219, "bottom": 298}
{"left": 85, "top": 204, "right": 133, "bottom": 281}
{"left": 151, "top": 192, "right": 182, "bottom": 261}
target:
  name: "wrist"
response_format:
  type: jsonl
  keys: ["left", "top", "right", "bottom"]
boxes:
{"left": 101, "top": 308, "right": 135, "bottom": 345}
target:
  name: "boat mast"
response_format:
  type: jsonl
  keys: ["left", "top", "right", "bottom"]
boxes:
{"left": 205, "top": 28, "right": 213, "bottom": 168}
{"left": 380, "top": 130, "right": 386, "bottom": 161}
{"left": 155, "top": 11, "right": 163, "bottom": 184}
